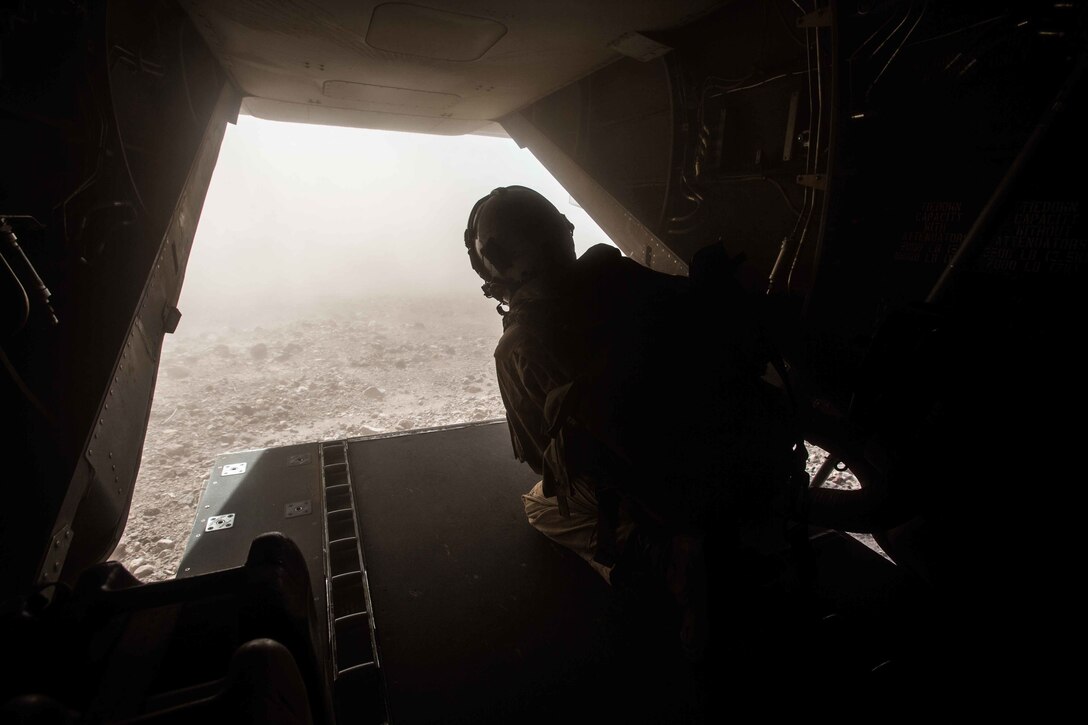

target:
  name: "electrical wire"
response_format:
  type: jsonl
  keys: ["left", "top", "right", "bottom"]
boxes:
{"left": 849, "top": 4, "right": 906, "bottom": 60}
{"left": 668, "top": 175, "right": 705, "bottom": 225}
{"left": 773, "top": 0, "right": 809, "bottom": 48}
{"left": 906, "top": 14, "right": 1004, "bottom": 48}
{"left": 767, "top": 0, "right": 815, "bottom": 293}
{"left": 786, "top": 0, "right": 825, "bottom": 293}
{"left": 868, "top": 1, "right": 929, "bottom": 97}
{"left": 683, "top": 1, "right": 819, "bottom": 244}
{"left": 57, "top": 65, "right": 109, "bottom": 246}
{"left": 868, "top": 1, "right": 916, "bottom": 61}
{"left": 710, "top": 175, "right": 803, "bottom": 217}
{"left": 764, "top": 0, "right": 822, "bottom": 294}
{"left": 709, "top": 70, "right": 807, "bottom": 97}
{"left": 705, "top": 71, "right": 757, "bottom": 86}
{"left": 1, "top": 248, "right": 30, "bottom": 334}
{"left": 763, "top": 175, "right": 804, "bottom": 218}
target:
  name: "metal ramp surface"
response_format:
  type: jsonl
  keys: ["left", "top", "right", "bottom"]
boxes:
{"left": 346, "top": 420, "right": 682, "bottom": 724}
{"left": 179, "top": 420, "right": 914, "bottom": 722}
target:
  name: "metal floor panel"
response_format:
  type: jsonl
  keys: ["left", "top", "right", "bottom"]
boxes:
{"left": 171, "top": 422, "right": 915, "bottom": 721}
{"left": 347, "top": 421, "right": 686, "bottom": 724}
{"left": 177, "top": 442, "right": 325, "bottom": 606}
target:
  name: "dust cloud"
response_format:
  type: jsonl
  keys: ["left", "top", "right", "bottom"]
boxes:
{"left": 178, "top": 115, "right": 614, "bottom": 333}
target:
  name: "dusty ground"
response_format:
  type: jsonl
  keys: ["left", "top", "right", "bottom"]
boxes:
{"left": 115, "top": 295, "right": 508, "bottom": 581}
{"left": 116, "top": 295, "right": 880, "bottom": 581}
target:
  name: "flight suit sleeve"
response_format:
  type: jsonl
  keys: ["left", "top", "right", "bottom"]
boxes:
{"left": 494, "top": 327, "right": 570, "bottom": 478}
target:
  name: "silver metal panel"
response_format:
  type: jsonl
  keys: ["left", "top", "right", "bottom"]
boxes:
{"left": 177, "top": 443, "right": 326, "bottom": 621}
{"left": 205, "top": 514, "right": 235, "bottom": 532}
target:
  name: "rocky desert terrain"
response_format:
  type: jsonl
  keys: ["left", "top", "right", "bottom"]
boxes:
{"left": 115, "top": 294, "right": 878, "bottom": 582}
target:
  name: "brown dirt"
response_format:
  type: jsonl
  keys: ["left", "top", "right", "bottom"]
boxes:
{"left": 116, "top": 295, "right": 507, "bottom": 581}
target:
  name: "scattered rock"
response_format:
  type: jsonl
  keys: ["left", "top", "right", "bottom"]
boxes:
{"left": 134, "top": 564, "right": 156, "bottom": 579}
{"left": 152, "top": 538, "right": 175, "bottom": 553}
{"left": 123, "top": 298, "right": 533, "bottom": 583}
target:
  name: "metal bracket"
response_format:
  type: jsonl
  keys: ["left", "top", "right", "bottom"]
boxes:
{"left": 205, "top": 513, "right": 235, "bottom": 532}
{"left": 37, "top": 526, "right": 74, "bottom": 583}
{"left": 608, "top": 32, "right": 672, "bottom": 62}
{"left": 162, "top": 305, "right": 182, "bottom": 334}
{"left": 221, "top": 462, "right": 247, "bottom": 476}
{"left": 796, "top": 174, "right": 828, "bottom": 191}
{"left": 783, "top": 91, "right": 800, "bottom": 161}
{"left": 797, "top": 7, "right": 832, "bottom": 27}
{"left": 285, "top": 500, "right": 312, "bottom": 519}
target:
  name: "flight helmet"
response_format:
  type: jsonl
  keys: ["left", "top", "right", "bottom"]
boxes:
{"left": 463, "top": 186, "right": 575, "bottom": 306}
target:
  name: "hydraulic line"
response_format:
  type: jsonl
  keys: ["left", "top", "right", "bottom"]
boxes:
{"left": 1, "top": 218, "right": 58, "bottom": 325}
{"left": 1, "top": 246, "right": 30, "bottom": 335}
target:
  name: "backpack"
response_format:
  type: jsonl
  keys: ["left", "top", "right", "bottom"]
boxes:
{"left": 535, "top": 243, "right": 808, "bottom": 565}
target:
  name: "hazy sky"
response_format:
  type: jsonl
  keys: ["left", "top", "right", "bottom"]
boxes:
{"left": 178, "top": 115, "right": 614, "bottom": 330}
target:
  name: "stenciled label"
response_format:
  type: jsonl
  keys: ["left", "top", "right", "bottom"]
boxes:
{"left": 895, "top": 201, "right": 966, "bottom": 265}
{"left": 982, "top": 200, "right": 1085, "bottom": 276}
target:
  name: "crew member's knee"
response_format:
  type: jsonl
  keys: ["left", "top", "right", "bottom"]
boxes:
{"left": 521, "top": 480, "right": 558, "bottom": 531}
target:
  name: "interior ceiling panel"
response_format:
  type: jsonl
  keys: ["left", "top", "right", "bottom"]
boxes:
{"left": 365, "top": 3, "right": 507, "bottom": 61}
{"left": 181, "top": 0, "right": 720, "bottom": 134}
